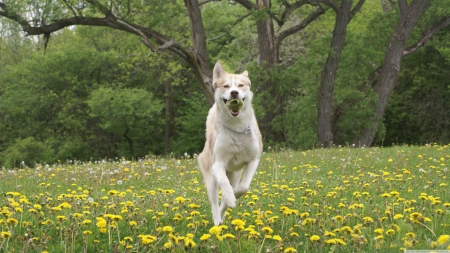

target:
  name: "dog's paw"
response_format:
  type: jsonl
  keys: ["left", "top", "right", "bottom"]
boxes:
{"left": 213, "top": 214, "right": 223, "bottom": 225}
{"left": 222, "top": 194, "right": 236, "bottom": 208}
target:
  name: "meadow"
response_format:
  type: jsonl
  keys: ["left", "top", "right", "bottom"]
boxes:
{"left": 0, "top": 144, "right": 449, "bottom": 253}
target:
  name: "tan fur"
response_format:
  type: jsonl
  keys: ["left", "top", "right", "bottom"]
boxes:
{"left": 198, "top": 61, "right": 262, "bottom": 225}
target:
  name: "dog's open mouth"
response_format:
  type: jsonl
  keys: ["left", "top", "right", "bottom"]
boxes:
{"left": 223, "top": 98, "right": 245, "bottom": 117}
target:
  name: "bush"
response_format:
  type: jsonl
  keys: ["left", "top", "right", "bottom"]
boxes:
{"left": 0, "top": 137, "right": 54, "bottom": 168}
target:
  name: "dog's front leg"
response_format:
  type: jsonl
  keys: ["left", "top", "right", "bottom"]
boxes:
{"left": 212, "top": 162, "right": 236, "bottom": 224}
{"left": 233, "top": 158, "right": 259, "bottom": 199}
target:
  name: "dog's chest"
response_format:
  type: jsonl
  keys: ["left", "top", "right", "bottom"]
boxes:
{"left": 215, "top": 132, "right": 259, "bottom": 170}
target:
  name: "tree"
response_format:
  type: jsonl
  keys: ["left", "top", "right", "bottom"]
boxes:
{"left": 233, "top": 0, "right": 325, "bottom": 142}
{"left": 353, "top": 0, "right": 450, "bottom": 146}
{"left": 0, "top": 0, "right": 215, "bottom": 104}
{"left": 383, "top": 29, "right": 450, "bottom": 145}
{"left": 316, "top": 0, "right": 365, "bottom": 148}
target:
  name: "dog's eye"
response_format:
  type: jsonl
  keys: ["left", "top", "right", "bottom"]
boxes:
{"left": 224, "top": 85, "right": 230, "bottom": 88}
{"left": 238, "top": 84, "right": 244, "bottom": 87}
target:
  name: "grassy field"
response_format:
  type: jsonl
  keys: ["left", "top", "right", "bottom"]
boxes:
{"left": 0, "top": 144, "right": 449, "bottom": 252}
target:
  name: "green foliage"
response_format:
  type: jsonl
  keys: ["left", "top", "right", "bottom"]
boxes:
{"left": 1, "top": 0, "right": 450, "bottom": 161}
{"left": 383, "top": 31, "right": 450, "bottom": 145}
{"left": 0, "top": 137, "right": 54, "bottom": 168}
{"left": 87, "top": 87, "right": 162, "bottom": 135}
{"left": 171, "top": 95, "right": 209, "bottom": 155}
{"left": 87, "top": 87, "right": 163, "bottom": 157}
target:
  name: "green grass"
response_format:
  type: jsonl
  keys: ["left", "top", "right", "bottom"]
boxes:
{"left": 0, "top": 144, "right": 449, "bottom": 252}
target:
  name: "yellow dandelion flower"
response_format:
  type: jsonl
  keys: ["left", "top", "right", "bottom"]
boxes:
{"left": 56, "top": 216, "right": 67, "bottom": 221}
{"left": 406, "top": 232, "right": 415, "bottom": 238}
{"left": 438, "top": 235, "right": 450, "bottom": 246}
{"left": 139, "top": 235, "right": 157, "bottom": 244}
{"left": 184, "top": 238, "right": 196, "bottom": 248}
{"left": 82, "top": 230, "right": 92, "bottom": 235}
{"left": 334, "top": 215, "right": 344, "bottom": 222}
{"left": 326, "top": 239, "right": 337, "bottom": 245}
{"left": 163, "top": 226, "right": 173, "bottom": 234}
{"left": 96, "top": 217, "right": 106, "bottom": 228}
{"left": 59, "top": 202, "right": 72, "bottom": 209}
{"left": 363, "top": 216, "right": 374, "bottom": 223}
{"left": 272, "top": 235, "right": 282, "bottom": 241}
{"left": 1, "top": 231, "right": 12, "bottom": 238}
{"left": 262, "top": 226, "right": 273, "bottom": 234}
{"left": 6, "top": 218, "right": 18, "bottom": 226}
{"left": 284, "top": 247, "right": 297, "bottom": 253}
{"left": 374, "top": 228, "right": 384, "bottom": 234}
{"left": 82, "top": 219, "right": 92, "bottom": 225}
{"left": 324, "top": 231, "right": 336, "bottom": 237}
{"left": 335, "top": 238, "right": 347, "bottom": 245}
{"left": 310, "top": 235, "right": 320, "bottom": 242}
{"left": 393, "top": 214, "right": 403, "bottom": 220}
{"left": 163, "top": 241, "right": 173, "bottom": 249}
{"left": 223, "top": 233, "right": 235, "bottom": 239}
{"left": 386, "top": 229, "right": 395, "bottom": 236}
{"left": 200, "top": 234, "right": 211, "bottom": 241}
{"left": 209, "top": 226, "right": 222, "bottom": 235}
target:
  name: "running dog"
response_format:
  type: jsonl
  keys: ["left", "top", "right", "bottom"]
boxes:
{"left": 198, "top": 61, "right": 262, "bottom": 225}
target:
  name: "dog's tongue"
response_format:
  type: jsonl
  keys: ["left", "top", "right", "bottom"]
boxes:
{"left": 230, "top": 111, "right": 240, "bottom": 116}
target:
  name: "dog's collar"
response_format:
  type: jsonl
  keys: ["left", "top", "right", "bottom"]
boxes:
{"left": 223, "top": 125, "right": 252, "bottom": 137}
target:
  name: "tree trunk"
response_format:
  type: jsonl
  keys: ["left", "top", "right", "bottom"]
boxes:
{"left": 317, "top": 0, "right": 354, "bottom": 148}
{"left": 354, "top": 0, "right": 430, "bottom": 147}
{"left": 184, "top": 0, "right": 215, "bottom": 106}
{"left": 255, "top": 0, "right": 283, "bottom": 142}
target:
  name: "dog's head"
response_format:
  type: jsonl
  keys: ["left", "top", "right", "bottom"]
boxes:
{"left": 212, "top": 61, "right": 252, "bottom": 117}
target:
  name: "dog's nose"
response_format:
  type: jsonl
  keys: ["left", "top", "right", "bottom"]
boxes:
{"left": 231, "top": 90, "right": 239, "bottom": 98}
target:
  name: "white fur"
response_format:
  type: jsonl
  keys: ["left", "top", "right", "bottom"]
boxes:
{"left": 198, "top": 61, "right": 262, "bottom": 225}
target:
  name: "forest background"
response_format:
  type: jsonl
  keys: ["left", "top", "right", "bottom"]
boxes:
{"left": 0, "top": 0, "right": 449, "bottom": 168}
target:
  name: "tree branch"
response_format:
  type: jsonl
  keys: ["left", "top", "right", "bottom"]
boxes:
{"left": 209, "top": 12, "right": 251, "bottom": 41}
{"left": 398, "top": 0, "right": 408, "bottom": 16}
{"left": 116, "top": 19, "right": 159, "bottom": 53}
{"left": 0, "top": 2, "right": 32, "bottom": 30}
{"left": 350, "top": 0, "right": 365, "bottom": 19}
{"left": 277, "top": 0, "right": 308, "bottom": 27}
{"left": 318, "top": 0, "right": 339, "bottom": 13}
{"left": 402, "top": 15, "right": 450, "bottom": 57}
{"left": 199, "top": 0, "right": 221, "bottom": 6}
{"left": 368, "top": 15, "right": 450, "bottom": 86}
{"left": 234, "top": 0, "right": 259, "bottom": 10}
{"left": 62, "top": 0, "right": 78, "bottom": 17}
{"left": 277, "top": 7, "right": 325, "bottom": 43}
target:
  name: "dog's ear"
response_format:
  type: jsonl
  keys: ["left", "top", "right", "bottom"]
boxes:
{"left": 213, "top": 61, "right": 226, "bottom": 81}
{"left": 241, "top": 70, "right": 248, "bottom": 77}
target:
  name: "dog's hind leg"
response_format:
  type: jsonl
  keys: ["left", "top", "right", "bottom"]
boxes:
{"left": 205, "top": 175, "right": 221, "bottom": 225}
